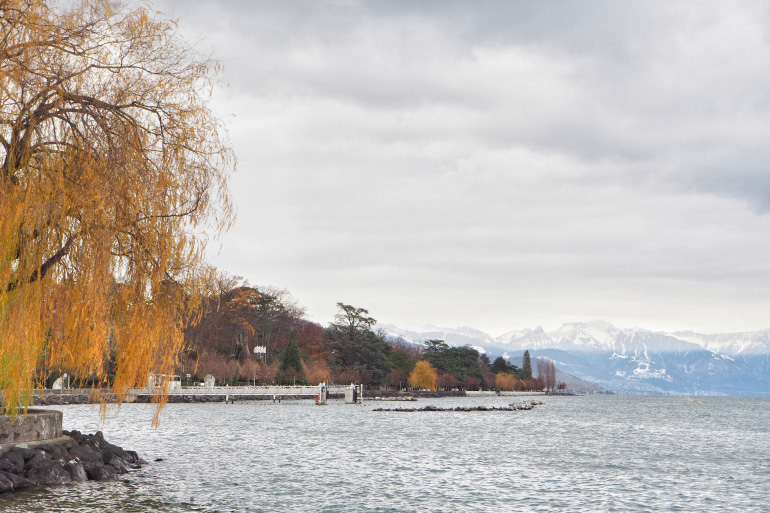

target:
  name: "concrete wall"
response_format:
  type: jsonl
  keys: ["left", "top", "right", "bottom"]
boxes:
{"left": 0, "top": 409, "right": 62, "bottom": 444}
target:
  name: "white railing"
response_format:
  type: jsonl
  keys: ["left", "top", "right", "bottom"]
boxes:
{"left": 133, "top": 384, "right": 353, "bottom": 396}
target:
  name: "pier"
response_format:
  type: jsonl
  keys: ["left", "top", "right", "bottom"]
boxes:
{"left": 131, "top": 383, "right": 364, "bottom": 404}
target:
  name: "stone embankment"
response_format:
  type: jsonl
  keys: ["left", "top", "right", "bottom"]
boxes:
{"left": 0, "top": 430, "right": 145, "bottom": 493}
{"left": 33, "top": 393, "right": 113, "bottom": 406}
{"left": 373, "top": 400, "right": 543, "bottom": 412}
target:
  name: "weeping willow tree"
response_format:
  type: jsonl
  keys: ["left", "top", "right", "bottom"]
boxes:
{"left": 0, "top": 0, "right": 234, "bottom": 419}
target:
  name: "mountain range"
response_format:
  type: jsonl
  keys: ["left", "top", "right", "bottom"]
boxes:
{"left": 380, "top": 320, "right": 770, "bottom": 396}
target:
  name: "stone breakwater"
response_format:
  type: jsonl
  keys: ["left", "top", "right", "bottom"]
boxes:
{"left": 33, "top": 393, "right": 112, "bottom": 406}
{"left": 0, "top": 430, "right": 145, "bottom": 493}
{"left": 373, "top": 400, "right": 543, "bottom": 412}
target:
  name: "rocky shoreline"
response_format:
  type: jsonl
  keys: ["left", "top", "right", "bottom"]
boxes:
{"left": 0, "top": 430, "right": 145, "bottom": 493}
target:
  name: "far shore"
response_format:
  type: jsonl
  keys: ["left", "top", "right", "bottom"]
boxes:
{"left": 29, "top": 387, "right": 550, "bottom": 406}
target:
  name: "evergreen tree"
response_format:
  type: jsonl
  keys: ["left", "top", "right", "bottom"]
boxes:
{"left": 423, "top": 343, "right": 487, "bottom": 389}
{"left": 326, "top": 303, "right": 392, "bottom": 386}
{"left": 521, "top": 350, "right": 533, "bottom": 379}
{"left": 279, "top": 331, "right": 305, "bottom": 384}
{"left": 492, "top": 356, "right": 511, "bottom": 375}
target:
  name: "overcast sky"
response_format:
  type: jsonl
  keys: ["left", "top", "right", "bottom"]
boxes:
{"left": 154, "top": 1, "right": 770, "bottom": 336}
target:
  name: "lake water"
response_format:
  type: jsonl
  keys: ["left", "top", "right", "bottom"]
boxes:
{"left": 1, "top": 395, "right": 768, "bottom": 512}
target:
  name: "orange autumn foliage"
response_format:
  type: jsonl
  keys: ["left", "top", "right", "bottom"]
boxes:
{"left": 408, "top": 361, "right": 438, "bottom": 391}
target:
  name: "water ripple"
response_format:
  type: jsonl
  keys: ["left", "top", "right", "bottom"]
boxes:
{"left": 0, "top": 396, "right": 768, "bottom": 512}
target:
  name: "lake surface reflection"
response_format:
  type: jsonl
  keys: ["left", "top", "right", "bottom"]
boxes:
{"left": 1, "top": 395, "right": 768, "bottom": 512}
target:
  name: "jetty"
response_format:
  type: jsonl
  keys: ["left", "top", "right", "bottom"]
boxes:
{"left": 373, "top": 400, "right": 543, "bottom": 412}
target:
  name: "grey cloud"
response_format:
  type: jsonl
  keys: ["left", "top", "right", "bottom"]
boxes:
{"left": 152, "top": 0, "right": 770, "bottom": 333}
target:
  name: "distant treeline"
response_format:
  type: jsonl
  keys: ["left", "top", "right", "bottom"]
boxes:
{"left": 180, "top": 274, "right": 562, "bottom": 391}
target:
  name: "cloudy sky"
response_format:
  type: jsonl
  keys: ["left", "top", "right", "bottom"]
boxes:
{"left": 154, "top": 1, "right": 770, "bottom": 336}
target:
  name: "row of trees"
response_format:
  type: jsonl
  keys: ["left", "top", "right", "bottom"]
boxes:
{"left": 180, "top": 287, "right": 420, "bottom": 387}
{"left": 406, "top": 348, "right": 558, "bottom": 392}
{"left": 179, "top": 282, "right": 562, "bottom": 393}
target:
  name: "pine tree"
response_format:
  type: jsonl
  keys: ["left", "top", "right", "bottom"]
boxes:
{"left": 521, "top": 350, "right": 533, "bottom": 379}
{"left": 280, "top": 331, "right": 305, "bottom": 385}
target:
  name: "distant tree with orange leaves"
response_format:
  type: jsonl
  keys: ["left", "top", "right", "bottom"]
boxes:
{"left": 495, "top": 372, "right": 516, "bottom": 391}
{"left": 408, "top": 361, "right": 438, "bottom": 391}
{"left": 437, "top": 372, "right": 457, "bottom": 391}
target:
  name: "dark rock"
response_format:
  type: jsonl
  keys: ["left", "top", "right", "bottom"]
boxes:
{"left": 64, "top": 459, "right": 88, "bottom": 482}
{"left": 0, "top": 472, "right": 14, "bottom": 493}
{"left": 68, "top": 444, "right": 103, "bottom": 465}
{"left": 107, "top": 456, "right": 128, "bottom": 474}
{"left": 0, "top": 453, "right": 24, "bottom": 474}
{"left": 0, "top": 470, "right": 34, "bottom": 490}
{"left": 7, "top": 447, "right": 36, "bottom": 462}
{"left": 23, "top": 450, "right": 51, "bottom": 470}
{"left": 41, "top": 442, "right": 73, "bottom": 460}
{"left": 83, "top": 462, "right": 116, "bottom": 481}
{"left": 101, "top": 442, "right": 132, "bottom": 464}
{"left": 1, "top": 430, "right": 143, "bottom": 493}
{"left": 126, "top": 450, "right": 140, "bottom": 464}
{"left": 63, "top": 430, "right": 84, "bottom": 442}
{"left": 0, "top": 459, "right": 16, "bottom": 474}
{"left": 25, "top": 460, "right": 71, "bottom": 485}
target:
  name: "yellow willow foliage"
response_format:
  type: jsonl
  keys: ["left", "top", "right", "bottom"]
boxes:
{"left": 0, "top": 0, "right": 234, "bottom": 422}
{"left": 408, "top": 361, "right": 438, "bottom": 391}
{"left": 495, "top": 372, "right": 516, "bottom": 391}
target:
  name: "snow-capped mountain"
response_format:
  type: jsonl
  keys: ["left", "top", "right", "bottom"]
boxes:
{"left": 494, "top": 320, "right": 718, "bottom": 355}
{"left": 672, "top": 329, "right": 770, "bottom": 355}
{"left": 379, "top": 323, "right": 495, "bottom": 351}
{"left": 380, "top": 320, "right": 770, "bottom": 396}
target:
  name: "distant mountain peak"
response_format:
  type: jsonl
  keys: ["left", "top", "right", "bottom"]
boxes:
{"left": 383, "top": 319, "right": 770, "bottom": 357}
{"left": 381, "top": 319, "right": 770, "bottom": 396}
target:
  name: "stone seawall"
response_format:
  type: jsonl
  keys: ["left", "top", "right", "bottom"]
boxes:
{"left": 0, "top": 410, "right": 62, "bottom": 445}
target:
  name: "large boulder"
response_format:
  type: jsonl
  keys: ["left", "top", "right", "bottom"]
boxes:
{"left": 25, "top": 459, "right": 71, "bottom": 485}
{"left": 101, "top": 441, "right": 132, "bottom": 465}
{"left": 68, "top": 444, "right": 103, "bottom": 465}
{"left": 0, "top": 473, "right": 13, "bottom": 493}
{"left": 107, "top": 456, "right": 128, "bottom": 474}
{"left": 83, "top": 462, "right": 116, "bottom": 481}
{"left": 64, "top": 459, "right": 88, "bottom": 482}
{"left": 7, "top": 447, "right": 37, "bottom": 462}
{"left": 0, "top": 471, "right": 34, "bottom": 490}
{"left": 23, "top": 450, "right": 51, "bottom": 470}
{"left": 0, "top": 452, "right": 24, "bottom": 474}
